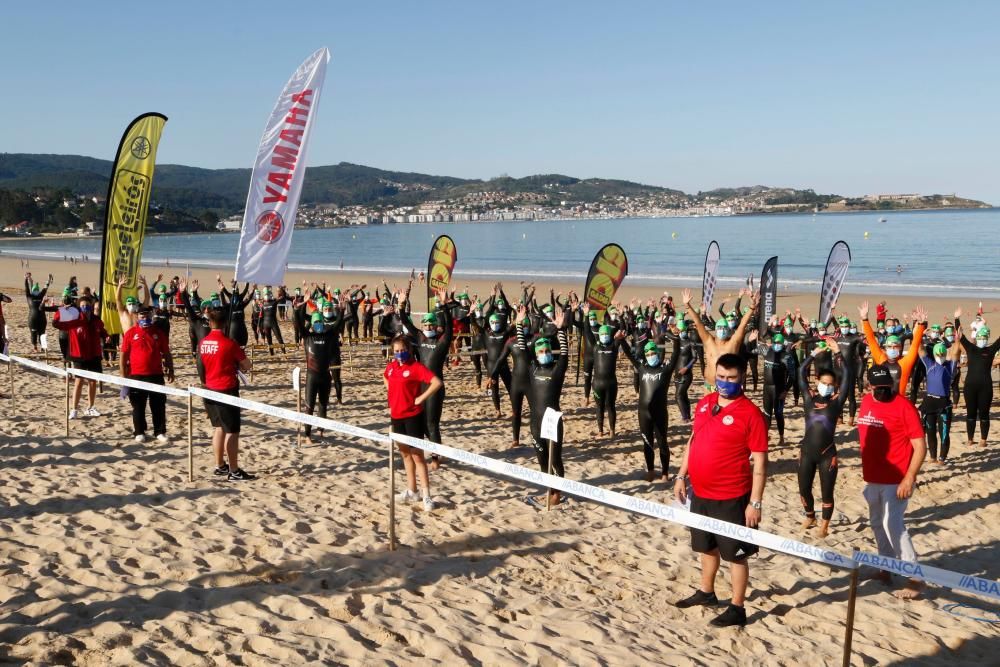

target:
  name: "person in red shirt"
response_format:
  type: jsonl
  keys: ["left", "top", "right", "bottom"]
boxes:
{"left": 53, "top": 295, "right": 108, "bottom": 419}
{"left": 384, "top": 334, "right": 442, "bottom": 511}
{"left": 673, "top": 353, "right": 769, "bottom": 628}
{"left": 857, "top": 363, "right": 927, "bottom": 600}
{"left": 199, "top": 307, "right": 253, "bottom": 481}
{"left": 120, "top": 306, "right": 174, "bottom": 444}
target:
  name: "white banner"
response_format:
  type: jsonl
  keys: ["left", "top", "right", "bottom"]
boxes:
{"left": 702, "top": 241, "right": 720, "bottom": 312}
{"left": 819, "top": 240, "right": 851, "bottom": 324}
{"left": 235, "top": 47, "right": 330, "bottom": 286}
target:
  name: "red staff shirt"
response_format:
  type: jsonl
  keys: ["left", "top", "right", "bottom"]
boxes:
{"left": 121, "top": 325, "right": 169, "bottom": 376}
{"left": 53, "top": 314, "right": 107, "bottom": 361}
{"left": 199, "top": 329, "right": 245, "bottom": 391}
{"left": 688, "top": 393, "right": 768, "bottom": 500}
{"left": 384, "top": 359, "right": 435, "bottom": 419}
{"left": 857, "top": 393, "right": 923, "bottom": 484}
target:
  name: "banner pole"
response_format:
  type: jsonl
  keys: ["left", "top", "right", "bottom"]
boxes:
{"left": 388, "top": 431, "right": 397, "bottom": 551}
{"left": 187, "top": 392, "right": 194, "bottom": 482}
{"left": 296, "top": 384, "right": 302, "bottom": 448}
{"left": 842, "top": 550, "right": 860, "bottom": 667}
{"left": 64, "top": 372, "right": 70, "bottom": 436}
{"left": 250, "top": 345, "right": 255, "bottom": 383}
{"left": 8, "top": 359, "right": 14, "bottom": 410}
{"left": 546, "top": 439, "right": 555, "bottom": 512}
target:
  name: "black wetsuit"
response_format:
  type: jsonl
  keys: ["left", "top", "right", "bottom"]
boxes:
{"left": 757, "top": 341, "right": 791, "bottom": 440}
{"left": 259, "top": 297, "right": 284, "bottom": 354}
{"left": 346, "top": 289, "right": 364, "bottom": 344}
{"left": 481, "top": 318, "right": 513, "bottom": 412}
{"left": 526, "top": 327, "right": 570, "bottom": 477}
{"left": 221, "top": 284, "right": 253, "bottom": 346}
{"left": 798, "top": 354, "right": 851, "bottom": 521}
{"left": 181, "top": 292, "right": 212, "bottom": 374}
{"left": 490, "top": 325, "right": 533, "bottom": 446}
{"left": 673, "top": 333, "right": 699, "bottom": 422}
{"left": 574, "top": 312, "right": 600, "bottom": 399}
{"left": 251, "top": 300, "right": 262, "bottom": 343}
{"left": 957, "top": 319, "right": 1000, "bottom": 441}
{"left": 25, "top": 278, "right": 49, "bottom": 348}
{"left": 468, "top": 313, "right": 487, "bottom": 388}
{"left": 584, "top": 323, "right": 622, "bottom": 434}
{"left": 301, "top": 310, "right": 350, "bottom": 437}
{"left": 623, "top": 336, "right": 680, "bottom": 476}
{"left": 402, "top": 305, "right": 453, "bottom": 446}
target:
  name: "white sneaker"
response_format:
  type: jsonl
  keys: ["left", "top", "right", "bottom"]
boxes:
{"left": 68, "top": 409, "right": 78, "bottom": 420}
{"left": 396, "top": 489, "right": 419, "bottom": 503}
{"left": 85, "top": 406, "right": 101, "bottom": 417}
{"left": 156, "top": 434, "right": 169, "bottom": 444}
{"left": 134, "top": 434, "right": 146, "bottom": 443}
{"left": 422, "top": 496, "right": 435, "bottom": 511}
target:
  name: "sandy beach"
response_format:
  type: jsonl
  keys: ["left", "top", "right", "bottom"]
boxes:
{"left": 1, "top": 263, "right": 998, "bottom": 665}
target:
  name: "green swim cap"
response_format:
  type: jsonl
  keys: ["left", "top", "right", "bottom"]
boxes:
{"left": 200, "top": 299, "right": 214, "bottom": 309}
{"left": 333, "top": 288, "right": 341, "bottom": 295}
{"left": 976, "top": 327, "right": 990, "bottom": 339}
{"left": 489, "top": 313, "right": 502, "bottom": 324}
{"left": 815, "top": 341, "right": 828, "bottom": 350}
{"left": 62, "top": 288, "right": 72, "bottom": 297}
{"left": 885, "top": 335, "right": 902, "bottom": 346}
{"left": 599, "top": 324, "right": 613, "bottom": 336}
{"left": 933, "top": 342, "right": 947, "bottom": 357}
{"left": 677, "top": 319, "right": 688, "bottom": 331}
{"left": 421, "top": 312, "right": 438, "bottom": 325}
{"left": 931, "top": 324, "right": 942, "bottom": 332}
{"left": 773, "top": 333, "right": 785, "bottom": 344}
{"left": 31, "top": 283, "right": 40, "bottom": 292}
{"left": 458, "top": 292, "right": 469, "bottom": 300}
{"left": 643, "top": 340, "right": 658, "bottom": 354}
{"left": 838, "top": 316, "right": 850, "bottom": 325}
{"left": 125, "top": 296, "right": 138, "bottom": 305}
{"left": 533, "top": 337, "right": 551, "bottom": 351}
{"left": 380, "top": 298, "right": 389, "bottom": 305}
{"left": 157, "top": 286, "right": 167, "bottom": 294}
{"left": 715, "top": 319, "right": 728, "bottom": 330}
{"left": 542, "top": 304, "right": 554, "bottom": 314}
{"left": 311, "top": 311, "right": 324, "bottom": 324}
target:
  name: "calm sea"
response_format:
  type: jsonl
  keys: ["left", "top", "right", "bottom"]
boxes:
{"left": 1, "top": 208, "right": 997, "bottom": 297}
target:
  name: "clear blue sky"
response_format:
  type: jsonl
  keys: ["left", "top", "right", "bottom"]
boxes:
{"left": 2, "top": 2, "right": 998, "bottom": 202}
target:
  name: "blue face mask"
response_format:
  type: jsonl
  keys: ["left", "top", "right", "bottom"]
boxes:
{"left": 394, "top": 350, "right": 410, "bottom": 363}
{"left": 646, "top": 355, "right": 660, "bottom": 367}
{"left": 716, "top": 378, "right": 743, "bottom": 399}
{"left": 537, "top": 352, "right": 554, "bottom": 365}
{"left": 139, "top": 317, "right": 152, "bottom": 328}
{"left": 81, "top": 305, "right": 93, "bottom": 315}
{"left": 491, "top": 322, "right": 502, "bottom": 333}
{"left": 886, "top": 347, "right": 901, "bottom": 361}
{"left": 773, "top": 344, "right": 783, "bottom": 352}
{"left": 716, "top": 329, "right": 729, "bottom": 340}
{"left": 680, "top": 331, "right": 688, "bottom": 339}
{"left": 599, "top": 334, "right": 611, "bottom": 345}
{"left": 424, "top": 329, "right": 437, "bottom": 338}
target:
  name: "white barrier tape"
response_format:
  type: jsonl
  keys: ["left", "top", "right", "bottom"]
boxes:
{"left": 390, "top": 432, "right": 1000, "bottom": 602}
{"left": 187, "top": 386, "right": 390, "bottom": 444}
{"left": 66, "top": 367, "right": 190, "bottom": 398}
{"left": 0, "top": 353, "right": 10, "bottom": 363}
{"left": 8, "top": 354, "right": 67, "bottom": 377}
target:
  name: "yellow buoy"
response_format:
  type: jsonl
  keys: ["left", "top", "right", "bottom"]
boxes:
{"left": 864, "top": 231, "right": 870, "bottom": 239}
{"left": 672, "top": 232, "right": 678, "bottom": 239}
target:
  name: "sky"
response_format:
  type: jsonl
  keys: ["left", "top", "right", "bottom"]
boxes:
{"left": 2, "top": 2, "right": 998, "bottom": 203}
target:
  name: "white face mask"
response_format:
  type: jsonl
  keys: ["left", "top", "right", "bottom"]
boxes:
{"left": 773, "top": 344, "right": 784, "bottom": 352}
{"left": 816, "top": 381, "right": 834, "bottom": 398}
{"left": 977, "top": 339, "right": 988, "bottom": 348}
{"left": 886, "top": 348, "right": 901, "bottom": 361}
{"left": 850, "top": 327, "right": 858, "bottom": 335}
{"left": 424, "top": 329, "right": 437, "bottom": 339}
{"left": 537, "top": 352, "right": 553, "bottom": 365}
{"left": 840, "top": 327, "right": 850, "bottom": 335}
{"left": 599, "top": 334, "right": 611, "bottom": 345}
{"left": 127, "top": 304, "right": 138, "bottom": 313}
{"left": 934, "top": 356, "right": 945, "bottom": 365}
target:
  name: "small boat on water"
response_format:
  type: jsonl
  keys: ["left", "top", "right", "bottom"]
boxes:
{"left": 878, "top": 217, "right": 887, "bottom": 223}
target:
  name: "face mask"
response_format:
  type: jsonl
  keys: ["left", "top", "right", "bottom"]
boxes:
{"left": 850, "top": 327, "right": 858, "bottom": 335}
{"left": 873, "top": 386, "right": 895, "bottom": 402}
{"left": 977, "top": 339, "right": 988, "bottom": 348}
{"left": 816, "top": 381, "right": 834, "bottom": 398}
{"left": 139, "top": 317, "right": 152, "bottom": 328}
{"left": 589, "top": 319, "right": 598, "bottom": 328}
{"left": 840, "top": 327, "right": 849, "bottom": 335}
{"left": 537, "top": 352, "right": 554, "bottom": 365}
{"left": 313, "top": 322, "right": 325, "bottom": 333}
{"left": 394, "top": 350, "right": 410, "bottom": 363}
{"left": 158, "top": 299, "right": 168, "bottom": 309}
{"left": 727, "top": 320, "right": 737, "bottom": 329}
{"left": 80, "top": 305, "right": 93, "bottom": 315}
{"left": 716, "top": 378, "right": 743, "bottom": 399}
{"left": 680, "top": 332, "right": 688, "bottom": 339}
{"left": 127, "top": 304, "right": 138, "bottom": 313}
{"left": 322, "top": 310, "right": 335, "bottom": 320}
{"left": 886, "top": 348, "right": 901, "bottom": 361}
{"left": 646, "top": 355, "right": 660, "bottom": 367}
{"left": 773, "top": 344, "right": 783, "bottom": 352}
{"left": 929, "top": 332, "right": 939, "bottom": 340}
{"left": 424, "top": 329, "right": 437, "bottom": 338}
{"left": 496, "top": 300, "right": 506, "bottom": 311}
{"left": 491, "top": 322, "right": 502, "bottom": 333}
{"left": 599, "top": 334, "right": 611, "bottom": 345}
{"left": 716, "top": 329, "right": 729, "bottom": 341}
{"left": 473, "top": 310, "right": 482, "bottom": 318}
{"left": 934, "top": 355, "right": 945, "bottom": 365}
{"left": 461, "top": 299, "right": 469, "bottom": 307}
{"left": 638, "top": 321, "right": 647, "bottom": 330}
{"left": 212, "top": 299, "right": 223, "bottom": 309}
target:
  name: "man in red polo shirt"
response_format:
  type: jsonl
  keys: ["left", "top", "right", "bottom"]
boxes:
{"left": 673, "top": 353, "right": 768, "bottom": 628}
{"left": 53, "top": 294, "right": 107, "bottom": 419}
{"left": 857, "top": 363, "right": 926, "bottom": 599}
{"left": 199, "top": 307, "right": 253, "bottom": 481}
{"left": 120, "top": 306, "right": 175, "bottom": 443}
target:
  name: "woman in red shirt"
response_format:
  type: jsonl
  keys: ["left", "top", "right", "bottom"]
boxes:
{"left": 384, "top": 334, "right": 442, "bottom": 511}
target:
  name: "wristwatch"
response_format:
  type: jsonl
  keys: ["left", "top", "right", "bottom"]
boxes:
{"left": 750, "top": 500, "right": 762, "bottom": 510}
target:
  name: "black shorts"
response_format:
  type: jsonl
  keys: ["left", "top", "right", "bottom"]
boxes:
{"left": 391, "top": 414, "right": 426, "bottom": 440}
{"left": 689, "top": 492, "right": 758, "bottom": 562}
{"left": 70, "top": 357, "right": 103, "bottom": 374}
{"left": 204, "top": 387, "right": 241, "bottom": 434}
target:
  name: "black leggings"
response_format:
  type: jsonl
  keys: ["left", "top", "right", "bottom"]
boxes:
{"left": 491, "top": 363, "right": 512, "bottom": 412}
{"left": 762, "top": 385, "right": 785, "bottom": 438}
{"left": 471, "top": 353, "right": 483, "bottom": 388}
{"left": 583, "top": 357, "right": 594, "bottom": 399}
{"left": 747, "top": 355, "right": 759, "bottom": 392}
{"left": 510, "top": 381, "right": 527, "bottom": 444}
{"left": 304, "top": 371, "right": 331, "bottom": 437}
{"left": 964, "top": 381, "right": 992, "bottom": 441}
{"left": 529, "top": 415, "right": 564, "bottom": 477}
{"left": 639, "top": 408, "right": 669, "bottom": 475}
{"left": 593, "top": 380, "right": 618, "bottom": 433}
{"left": 798, "top": 443, "right": 838, "bottom": 520}
{"left": 262, "top": 321, "right": 284, "bottom": 355}
{"left": 921, "top": 399, "right": 953, "bottom": 460}
{"left": 674, "top": 373, "right": 693, "bottom": 422}
{"left": 423, "top": 384, "right": 445, "bottom": 444}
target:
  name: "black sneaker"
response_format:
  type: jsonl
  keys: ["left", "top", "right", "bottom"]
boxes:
{"left": 213, "top": 463, "right": 230, "bottom": 476}
{"left": 710, "top": 604, "right": 747, "bottom": 627}
{"left": 227, "top": 468, "right": 256, "bottom": 481}
{"left": 675, "top": 589, "right": 719, "bottom": 609}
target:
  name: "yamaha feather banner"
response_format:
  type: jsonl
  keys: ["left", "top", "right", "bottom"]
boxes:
{"left": 584, "top": 244, "right": 628, "bottom": 323}
{"left": 98, "top": 112, "right": 168, "bottom": 335}
{"left": 427, "top": 235, "right": 457, "bottom": 311}
{"left": 819, "top": 241, "right": 851, "bottom": 324}
{"left": 758, "top": 256, "right": 778, "bottom": 334}
{"left": 701, "top": 241, "right": 720, "bottom": 313}
{"left": 235, "top": 47, "right": 330, "bottom": 286}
